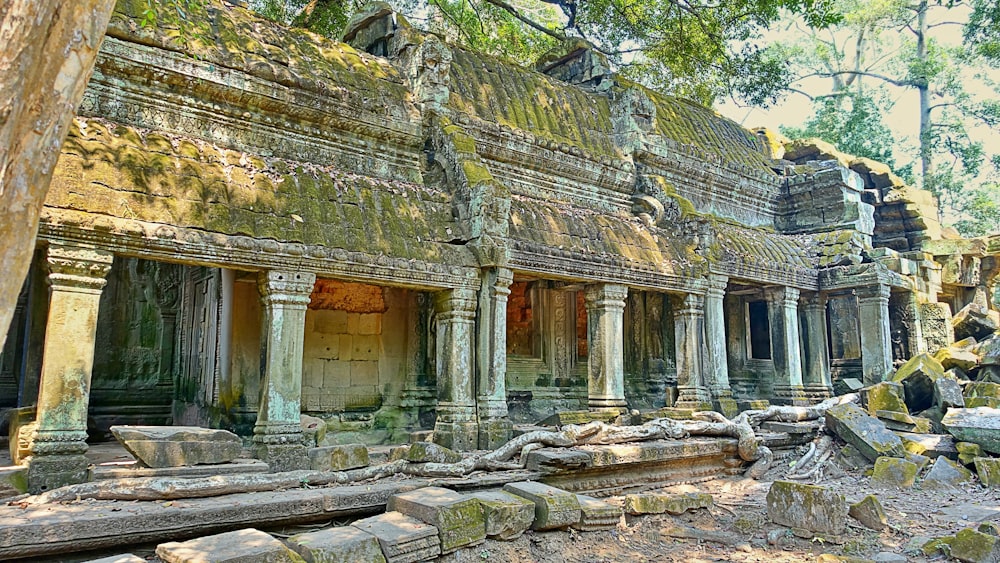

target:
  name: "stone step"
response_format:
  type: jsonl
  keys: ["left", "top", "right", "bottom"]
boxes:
{"left": 351, "top": 511, "right": 440, "bottom": 563}
{"left": 503, "top": 481, "right": 581, "bottom": 531}
{"left": 288, "top": 526, "right": 386, "bottom": 563}
{"left": 155, "top": 528, "right": 302, "bottom": 563}
{"left": 387, "top": 487, "right": 485, "bottom": 554}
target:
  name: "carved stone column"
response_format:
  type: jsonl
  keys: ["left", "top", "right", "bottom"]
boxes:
{"left": 253, "top": 270, "right": 315, "bottom": 471}
{"left": 27, "top": 243, "right": 113, "bottom": 493}
{"left": 674, "top": 293, "right": 711, "bottom": 409}
{"left": 433, "top": 288, "right": 478, "bottom": 451}
{"left": 858, "top": 284, "right": 893, "bottom": 385}
{"left": 765, "top": 286, "right": 807, "bottom": 405}
{"left": 584, "top": 284, "right": 628, "bottom": 412}
{"left": 704, "top": 275, "right": 736, "bottom": 415}
{"left": 477, "top": 268, "right": 513, "bottom": 449}
{"left": 800, "top": 292, "right": 833, "bottom": 399}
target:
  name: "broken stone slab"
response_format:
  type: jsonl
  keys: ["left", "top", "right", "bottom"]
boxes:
{"left": 936, "top": 377, "right": 967, "bottom": 410}
{"left": 503, "top": 481, "right": 581, "bottom": 531}
{"left": 524, "top": 448, "right": 593, "bottom": 472}
{"left": 849, "top": 495, "right": 888, "bottom": 530}
{"left": 309, "top": 444, "right": 370, "bottom": 471}
{"left": 898, "top": 433, "right": 959, "bottom": 460}
{"left": 389, "top": 442, "right": 463, "bottom": 464}
{"left": 765, "top": 481, "right": 847, "bottom": 536}
{"left": 387, "top": 487, "right": 485, "bottom": 554}
{"left": 967, "top": 397, "right": 1000, "bottom": 408}
{"left": 943, "top": 407, "right": 1000, "bottom": 454}
{"left": 300, "top": 414, "right": 326, "bottom": 447}
{"left": 622, "top": 492, "right": 713, "bottom": 516}
{"left": 871, "top": 457, "right": 918, "bottom": 489}
{"left": 953, "top": 303, "right": 998, "bottom": 342}
{"left": 155, "top": 528, "right": 304, "bottom": 563}
{"left": 81, "top": 555, "right": 147, "bottom": 563}
{"left": 834, "top": 444, "right": 871, "bottom": 470}
{"left": 890, "top": 354, "right": 947, "bottom": 412}
{"left": 958, "top": 442, "right": 985, "bottom": 465}
{"left": 759, "top": 420, "right": 823, "bottom": 435}
{"left": 950, "top": 527, "right": 1000, "bottom": 563}
{"left": 825, "top": 403, "right": 906, "bottom": 462}
{"left": 573, "top": 495, "right": 620, "bottom": 531}
{"left": 966, "top": 382, "right": 1000, "bottom": 401}
{"left": 110, "top": 426, "right": 242, "bottom": 469}
{"left": 287, "top": 526, "right": 386, "bottom": 563}
{"left": 935, "top": 346, "right": 980, "bottom": 372}
{"left": 876, "top": 410, "right": 932, "bottom": 433}
{"left": 351, "top": 511, "right": 441, "bottom": 563}
{"left": 864, "top": 382, "right": 908, "bottom": 415}
{"left": 975, "top": 457, "right": 1000, "bottom": 487}
{"left": 467, "top": 490, "right": 534, "bottom": 540}
{"left": 921, "top": 456, "right": 974, "bottom": 490}
{"left": 904, "top": 452, "right": 931, "bottom": 472}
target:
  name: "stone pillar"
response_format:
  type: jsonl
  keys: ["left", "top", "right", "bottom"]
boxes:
{"left": 765, "top": 287, "right": 807, "bottom": 405}
{"left": 27, "top": 243, "right": 113, "bottom": 493}
{"left": 858, "top": 284, "right": 893, "bottom": 385}
{"left": 800, "top": 292, "right": 833, "bottom": 399}
{"left": 674, "top": 293, "right": 711, "bottom": 409}
{"left": 704, "top": 275, "right": 736, "bottom": 415}
{"left": 253, "top": 270, "right": 315, "bottom": 471}
{"left": 433, "top": 288, "right": 478, "bottom": 451}
{"left": 477, "top": 268, "right": 513, "bottom": 449}
{"left": 584, "top": 284, "right": 628, "bottom": 412}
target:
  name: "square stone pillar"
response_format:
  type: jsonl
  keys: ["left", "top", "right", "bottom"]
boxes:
{"left": 704, "top": 275, "right": 736, "bottom": 415}
{"left": 253, "top": 270, "right": 315, "bottom": 471}
{"left": 433, "top": 288, "right": 478, "bottom": 451}
{"left": 584, "top": 284, "right": 628, "bottom": 413}
{"left": 477, "top": 268, "right": 513, "bottom": 449}
{"left": 673, "top": 293, "right": 711, "bottom": 409}
{"left": 765, "top": 287, "right": 807, "bottom": 405}
{"left": 27, "top": 243, "right": 113, "bottom": 493}
{"left": 858, "top": 284, "right": 893, "bottom": 385}
{"left": 800, "top": 292, "right": 833, "bottom": 399}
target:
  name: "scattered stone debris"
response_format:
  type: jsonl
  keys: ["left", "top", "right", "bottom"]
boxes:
{"left": 288, "top": 526, "right": 386, "bottom": 563}
{"left": 109, "top": 426, "right": 243, "bottom": 468}
{"left": 622, "top": 492, "right": 713, "bottom": 515}
{"left": 870, "top": 457, "right": 918, "bottom": 489}
{"left": 387, "top": 487, "right": 485, "bottom": 554}
{"left": 466, "top": 491, "right": 535, "bottom": 540}
{"left": 572, "top": 495, "right": 620, "bottom": 531}
{"left": 943, "top": 407, "right": 1000, "bottom": 454}
{"left": 824, "top": 403, "right": 905, "bottom": 461}
{"left": 765, "top": 481, "right": 847, "bottom": 537}
{"left": 921, "top": 456, "right": 974, "bottom": 490}
{"left": 848, "top": 494, "right": 888, "bottom": 530}
{"left": 351, "top": 511, "right": 441, "bottom": 563}
{"left": 503, "top": 481, "right": 581, "bottom": 531}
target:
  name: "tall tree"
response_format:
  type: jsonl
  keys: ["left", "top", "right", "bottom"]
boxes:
{"left": 0, "top": 0, "right": 117, "bottom": 349}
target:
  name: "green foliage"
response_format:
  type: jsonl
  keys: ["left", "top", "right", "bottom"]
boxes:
{"left": 139, "top": 0, "right": 210, "bottom": 48}
{"left": 427, "top": 0, "right": 561, "bottom": 67}
{"left": 966, "top": 0, "right": 1000, "bottom": 63}
{"left": 781, "top": 92, "right": 895, "bottom": 165}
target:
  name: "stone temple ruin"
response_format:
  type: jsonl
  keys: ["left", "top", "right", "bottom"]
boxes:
{"left": 1, "top": 0, "right": 999, "bottom": 509}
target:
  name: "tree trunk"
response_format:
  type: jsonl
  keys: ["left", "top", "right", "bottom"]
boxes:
{"left": 915, "top": 0, "right": 933, "bottom": 191}
{"left": 0, "top": 0, "right": 116, "bottom": 348}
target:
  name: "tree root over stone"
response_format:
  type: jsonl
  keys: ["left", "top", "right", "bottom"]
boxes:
{"left": 21, "top": 395, "right": 858, "bottom": 505}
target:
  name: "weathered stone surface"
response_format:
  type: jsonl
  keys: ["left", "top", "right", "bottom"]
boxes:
{"left": 935, "top": 377, "right": 967, "bottom": 410}
{"left": 623, "top": 492, "right": 713, "bottom": 516}
{"left": 524, "top": 448, "right": 593, "bottom": 472}
{"left": 300, "top": 414, "right": 326, "bottom": 447}
{"left": 935, "top": 346, "right": 980, "bottom": 372}
{"left": 538, "top": 410, "right": 618, "bottom": 426}
{"left": 503, "top": 481, "right": 581, "bottom": 531}
{"left": 871, "top": 457, "right": 917, "bottom": 489}
{"left": 953, "top": 303, "right": 998, "bottom": 342}
{"left": 467, "top": 490, "right": 534, "bottom": 540}
{"left": 890, "top": 354, "right": 947, "bottom": 412}
{"left": 967, "top": 397, "right": 1000, "bottom": 408}
{"left": 975, "top": 457, "right": 1000, "bottom": 487}
{"left": 0, "top": 468, "right": 27, "bottom": 498}
{"left": 309, "top": 444, "right": 370, "bottom": 471}
{"left": 864, "top": 382, "right": 908, "bottom": 415}
{"left": 81, "top": 555, "right": 147, "bottom": 563}
{"left": 288, "top": 526, "right": 387, "bottom": 563}
{"left": 876, "top": 410, "right": 932, "bottom": 433}
{"left": 942, "top": 408, "right": 1000, "bottom": 454}
{"left": 765, "top": 481, "right": 847, "bottom": 535}
{"left": 950, "top": 527, "right": 1000, "bottom": 563}
{"left": 387, "top": 487, "right": 485, "bottom": 554}
{"left": 155, "top": 528, "right": 304, "bottom": 563}
{"left": 849, "top": 495, "right": 887, "bottom": 530}
{"left": 966, "top": 382, "right": 1000, "bottom": 401}
{"left": 921, "top": 456, "right": 974, "bottom": 490}
{"left": 351, "top": 511, "right": 441, "bottom": 563}
{"left": 958, "top": 442, "right": 985, "bottom": 465}
{"left": 904, "top": 451, "right": 931, "bottom": 472}
{"left": 835, "top": 444, "right": 872, "bottom": 470}
{"left": 390, "top": 442, "right": 463, "bottom": 464}
{"left": 872, "top": 553, "right": 907, "bottom": 563}
{"left": 111, "top": 426, "right": 242, "bottom": 468}
{"left": 825, "top": 403, "right": 906, "bottom": 462}
{"left": 573, "top": 495, "right": 620, "bottom": 531}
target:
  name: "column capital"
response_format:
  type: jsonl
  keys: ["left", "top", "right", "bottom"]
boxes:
{"left": 707, "top": 274, "right": 729, "bottom": 291}
{"left": 584, "top": 283, "right": 628, "bottom": 306}
{"left": 258, "top": 270, "right": 316, "bottom": 307}
{"left": 799, "top": 291, "right": 827, "bottom": 309}
{"left": 45, "top": 244, "right": 113, "bottom": 293}
{"left": 673, "top": 292, "right": 705, "bottom": 316}
{"left": 764, "top": 286, "right": 800, "bottom": 306}
{"left": 856, "top": 284, "right": 891, "bottom": 301}
{"left": 435, "top": 287, "right": 478, "bottom": 317}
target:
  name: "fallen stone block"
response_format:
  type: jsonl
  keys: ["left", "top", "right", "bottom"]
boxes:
{"left": 864, "top": 382, "right": 908, "bottom": 415}
{"left": 904, "top": 452, "right": 931, "bottom": 472}
{"left": 966, "top": 382, "right": 1000, "bottom": 401}
{"left": 872, "top": 553, "right": 907, "bottom": 562}
{"left": 390, "top": 442, "right": 462, "bottom": 464}
{"left": 288, "top": 526, "right": 386, "bottom": 563}
{"left": 876, "top": 410, "right": 932, "bottom": 433}
{"left": 953, "top": 303, "right": 997, "bottom": 342}
{"left": 623, "top": 492, "right": 713, "bottom": 516}
{"left": 922, "top": 456, "right": 974, "bottom": 490}
{"left": 467, "top": 490, "right": 534, "bottom": 540}
{"left": 351, "top": 511, "right": 441, "bottom": 563}
{"left": 155, "top": 528, "right": 303, "bottom": 563}
{"left": 849, "top": 494, "right": 888, "bottom": 530}
{"left": 871, "top": 457, "right": 917, "bottom": 489}
{"left": 309, "top": 443, "right": 370, "bottom": 471}
{"left": 950, "top": 527, "right": 1000, "bottom": 563}
{"left": 942, "top": 407, "right": 1000, "bottom": 454}
{"left": 935, "top": 346, "right": 980, "bottom": 372}
{"left": 936, "top": 377, "right": 967, "bottom": 410}
{"left": 967, "top": 397, "right": 1000, "bottom": 408}
{"left": 958, "top": 442, "right": 985, "bottom": 465}
{"left": 825, "top": 403, "right": 906, "bottom": 462}
{"left": 503, "top": 481, "right": 581, "bottom": 531}
{"left": 300, "top": 414, "right": 326, "bottom": 447}
{"left": 82, "top": 555, "right": 147, "bottom": 563}
{"left": 524, "top": 448, "right": 592, "bottom": 472}
{"left": 387, "top": 487, "right": 485, "bottom": 554}
{"left": 897, "top": 432, "right": 958, "bottom": 459}
{"left": 980, "top": 522, "right": 1000, "bottom": 536}
{"left": 975, "top": 457, "right": 1000, "bottom": 487}
{"left": 111, "top": 426, "right": 243, "bottom": 468}
{"left": 573, "top": 495, "right": 620, "bottom": 531}
{"left": 890, "top": 354, "right": 947, "bottom": 412}
{"left": 765, "top": 481, "right": 847, "bottom": 536}
{"left": 948, "top": 367, "right": 971, "bottom": 381}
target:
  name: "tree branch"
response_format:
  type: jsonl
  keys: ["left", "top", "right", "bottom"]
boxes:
{"left": 482, "top": 0, "right": 567, "bottom": 41}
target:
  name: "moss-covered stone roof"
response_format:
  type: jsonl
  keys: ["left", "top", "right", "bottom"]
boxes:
{"left": 447, "top": 47, "right": 620, "bottom": 159}
{"left": 48, "top": 118, "right": 470, "bottom": 264}
{"left": 713, "top": 222, "right": 817, "bottom": 274}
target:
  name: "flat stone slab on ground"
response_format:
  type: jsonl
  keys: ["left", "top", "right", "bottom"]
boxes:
{"left": 942, "top": 407, "right": 1000, "bottom": 454}
{"left": 309, "top": 444, "right": 370, "bottom": 471}
{"left": 766, "top": 481, "right": 847, "bottom": 536}
{"left": 82, "top": 555, "right": 147, "bottom": 563}
{"left": 922, "top": 456, "right": 973, "bottom": 490}
{"left": 351, "top": 511, "right": 441, "bottom": 563}
{"left": 288, "top": 526, "right": 386, "bottom": 563}
{"left": 110, "top": 425, "right": 242, "bottom": 468}
{"left": 623, "top": 492, "right": 713, "bottom": 516}
{"left": 872, "top": 456, "right": 918, "bottom": 489}
{"left": 503, "top": 481, "right": 581, "bottom": 531}
{"left": 387, "top": 487, "right": 485, "bottom": 554}
{"left": 467, "top": 490, "right": 534, "bottom": 540}
{"left": 573, "top": 495, "right": 620, "bottom": 531}
{"left": 155, "top": 528, "right": 303, "bottom": 563}
{"left": 897, "top": 432, "right": 958, "bottom": 459}
{"left": 825, "top": 403, "right": 906, "bottom": 462}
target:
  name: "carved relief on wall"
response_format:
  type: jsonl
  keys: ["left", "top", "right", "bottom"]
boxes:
{"left": 309, "top": 279, "right": 387, "bottom": 313}
{"left": 827, "top": 294, "right": 861, "bottom": 360}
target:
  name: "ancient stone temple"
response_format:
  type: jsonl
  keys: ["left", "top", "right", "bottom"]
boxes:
{"left": 2, "top": 0, "right": 998, "bottom": 490}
